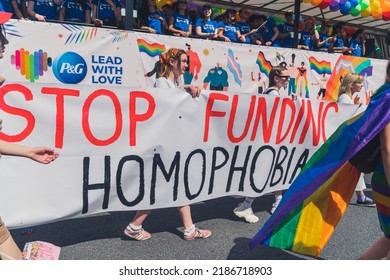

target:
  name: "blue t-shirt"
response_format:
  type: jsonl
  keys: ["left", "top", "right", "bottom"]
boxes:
{"left": 251, "top": 25, "right": 264, "bottom": 43}
{"left": 318, "top": 32, "right": 330, "bottom": 49}
{"left": 349, "top": 38, "right": 363, "bottom": 57}
{"left": 0, "top": 0, "right": 13, "bottom": 13}
{"left": 195, "top": 17, "right": 217, "bottom": 34}
{"left": 236, "top": 21, "right": 251, "bottom": 43}
{"left": 61, "top": 0, "right": 91, "bottom": 22}
{"left": 279, "top": 22, "right": 293, "bottom": 48}
{"left": 218, "top": 21, "right": 238, "bottom": 42}
{"left": 33, "top": 0, "right": 59, "bottom": 20}
{"left": 171, "top": 12, "right": 190, "bottom": 32}
{"left": 264, "top": 17, "right": 280, "bottom": 47}
{"left": 145, "top": 10, "right": 165, "bottom": 34}
{"left": 92, "top": 0, "right": 120, "bottom": 23}
{"left": 333, "top": 35, "right": 345, "bottom": 48}
{"left": 299, "top": 30, "right": 315, "bottom": 50}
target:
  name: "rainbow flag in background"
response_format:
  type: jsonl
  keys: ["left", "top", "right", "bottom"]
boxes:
{"left": 276, "top": 52, "right": 284, "bottom": 61}
{"left": 324, "top": 56, "right": 373, "bottom": 102}
{"left": 309, "top": 56, "right": 331, "bottom": 75}
{"left": 256, "top": 51, "right": 273, "bottom": 77}
{"left": 250, "top": 83, "right": 390, "bottom": 257}
{"left": 227, "top": 48, "right": 242, "bottom": 86}
{"left": 137, "top": 39, "right": 166, "bottom": 57}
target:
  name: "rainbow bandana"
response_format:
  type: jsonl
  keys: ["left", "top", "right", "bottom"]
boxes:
{"left": 249, "top": 83, "right": 390, "bottom": 257}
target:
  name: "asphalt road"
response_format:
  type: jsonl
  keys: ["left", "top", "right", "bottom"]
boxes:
{"left": 11, "top": 175, "right": 381, "bottom": 260}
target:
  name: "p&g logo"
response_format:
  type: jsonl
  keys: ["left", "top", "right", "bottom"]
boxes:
{"left": 53, "top": 52, "right": 87, "bottom": 84}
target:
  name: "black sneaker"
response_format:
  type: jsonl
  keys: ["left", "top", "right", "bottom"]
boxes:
{"left": 356, "top": 197, "right": 375, "bottom": 207}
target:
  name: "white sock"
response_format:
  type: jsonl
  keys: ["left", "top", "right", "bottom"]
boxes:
{"left": 129, "top": 223, "right": 142, "bottom": 231}
{"left": 242, "top": 197, "right": 255, "bottom": 209}
{"left": 184, "top": 224, "right": 195, "bottom": 235}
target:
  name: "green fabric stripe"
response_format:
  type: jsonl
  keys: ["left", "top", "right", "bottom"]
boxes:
{"left": 269, "top": 203, "right": 304, "bottom": 249}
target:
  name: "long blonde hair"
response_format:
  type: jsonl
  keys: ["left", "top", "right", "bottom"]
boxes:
{"left": 338, "top": 73, "right": 363, "bottom": 97}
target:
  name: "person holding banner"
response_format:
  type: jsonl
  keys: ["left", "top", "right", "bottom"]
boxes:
{"left": 0, "top": 120, "right": 59, "bottom": 260}
{"left": 337, "top": 73, "right": 375, "bottom": 206}
{"left": 124, "top": 48, "right": 210, "bottom": 241}
{"left": 234, "top": 66, "right": 291, "bottom": 223}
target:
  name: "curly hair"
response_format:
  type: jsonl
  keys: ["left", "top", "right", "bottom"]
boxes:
{"left": 159, "top": 48, "right": 186, "bottom": 78}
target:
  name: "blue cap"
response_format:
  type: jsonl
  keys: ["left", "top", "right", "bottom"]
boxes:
{"left": 202, "top": 3, "right": 212, "bottom": 10}
{"left": 226, "top": 8, "right": 237, "bottom": 14}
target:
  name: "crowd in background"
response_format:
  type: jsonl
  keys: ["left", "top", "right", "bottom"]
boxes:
{"left": 0, "top": 0, "right": 384, "bottom": 58}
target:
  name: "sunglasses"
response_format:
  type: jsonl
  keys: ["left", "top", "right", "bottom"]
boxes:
{"left": 278, "top": 75, "right": 291, "bottom": 80}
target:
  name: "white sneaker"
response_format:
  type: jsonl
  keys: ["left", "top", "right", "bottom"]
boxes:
{"left": 233, "top": 203, "right": 259, "bottom": 223}
{"left": 270, "top": 199, "right": 281, "bottom": 214}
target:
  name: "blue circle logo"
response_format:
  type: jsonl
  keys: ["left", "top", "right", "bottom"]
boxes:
{"left": 52, "top": 52, "right": 87, "bottom": 84}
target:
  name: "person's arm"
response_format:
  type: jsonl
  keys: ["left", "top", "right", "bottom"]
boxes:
{"left": 27, "top": 1, "right": 45, "bottom": 21}
{"left": 181, "top": 84, "right": 201, "bottom": 97}
{"left": 0, "top": 140, "right": 59, "bottom": 164}
{"left": 362, "top": 38, "right": 366, "bottom": 56}
{"left": 217, "top": 26, "right": 230, "bottom": 42}
{"left": 266, "top": 26, "right": 279, "bottom": 46}
{"left": 10, "top": 0, "right": 24, "bottom": 19}
{"left": 168, "top": 15, "right": 180, "bottom": 36}
{"left": 380, "top": 123, "right": 390, "bottom": 186}
{"left": 58, "top": 6, "right": 66, "bottom": 21}
{"left": 85, "top": 8, "right": 92, "bottom": 24}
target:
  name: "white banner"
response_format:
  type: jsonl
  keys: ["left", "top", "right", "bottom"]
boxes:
{"left": 0, "top": 20, "right": 385, "bottom": 228}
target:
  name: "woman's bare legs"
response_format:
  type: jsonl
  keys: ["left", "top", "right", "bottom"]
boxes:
{"left": 0, "top": 236, "right": 22, "bottom": 260}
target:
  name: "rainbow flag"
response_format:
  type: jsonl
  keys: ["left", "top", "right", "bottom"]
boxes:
{"left": 250, "top": 83, "right": 390, "bottom": 257}
{"left": 309, "top": 56, "right": 331, "bottom": 75}
{"left": 276, "top": 52, "right": 284, "bottom": 61}
{"left": 324, "top": 56, "right": 373, "bottom": 102}
{"left": 137, "top": 39, "right": 166, "bottom": 57}
{"left": 227, "top": 48, "right": 242, "bottom": 86}
{"left": 256, "top": 51, "right": 273, "bottom": 77}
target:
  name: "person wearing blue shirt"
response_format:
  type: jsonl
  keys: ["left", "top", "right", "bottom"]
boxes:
{"left": 298, "top": 16, "right": 317, "bottom": 51}
{"left": 195, "top": 3, "right": 217, "bottom": 40}
{"left": 137, "top": 0, "right": 167, "bottom": 34}
{"left": 249, "top": 13, "right": 266, "bottom": 45}
{"left": 91, "top": 0, "right": 121, "bottom": 27}
{"left": 217, "top": 9, "right": 239, "bottom": 43}
{"left": 236, "top": 8, "right": 251, "bottom": 44}
{"left": 168, "top": 0, "right": 191, "bottom": 37}
{"left": 58, "top": 0, "right": 91, "bottom": 23}
{"left": 0, "top": 0, "right": 25, "bottom": 18}
{"left": 278, "top": 10, "right": 294, "bottom": 48}
{"left": 263, "top": 16, "right": 280, "bottom": 47}
{"left": 349, "top": 28, "right": 366, "bottom": 57}
{"left": 27, "top": 0, "right": 62, "bottom": 21}
{"left": 315, "top": 21, "right": 333, "bottom": 52}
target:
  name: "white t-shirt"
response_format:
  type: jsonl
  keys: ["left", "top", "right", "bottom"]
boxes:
{"left": 337, "top": 93, "right": 353, "bottom": 104}
{"left": 263, "top": 88, "right": 280, "bottom": 96}
{"left": 154, "top": 77, "right": 183, "bottom": 89}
